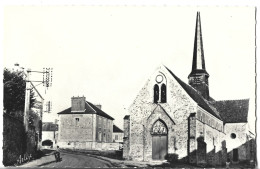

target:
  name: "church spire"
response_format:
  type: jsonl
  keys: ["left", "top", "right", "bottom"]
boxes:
{"left": 188, "top": 12, "right": 210, "bottom": 100}
{"left": 190, "top": 11, "right": 208, "bottom": 74}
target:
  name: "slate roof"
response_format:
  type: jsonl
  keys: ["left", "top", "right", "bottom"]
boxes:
{"left": 165, "top": 66, "right": 222, "bottom": 120}
{"left": 57, "top": 101, "right": 114, "bottom": 120}
{"left": 86, "top": 101, "right": 114, "bottom": 120}
{"left": 42, "top": 122, "right": 58, "bottom": 131}
{"left": 209, "top": 99, "right": 249, "bottom": 123}
{"left": 123, "top": 115, "right": 130, "bottom": 119}
{"left": 113, "top": 125, "right": 123, "bottom": 133}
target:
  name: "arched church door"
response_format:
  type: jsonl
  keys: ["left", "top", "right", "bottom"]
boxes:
{"left": 151, "top": 120, "right": 168, "bottom": 160}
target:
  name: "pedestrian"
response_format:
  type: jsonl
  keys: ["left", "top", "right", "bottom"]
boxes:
{"left": 54, "top": 146, "right": 61, "bottom": 162}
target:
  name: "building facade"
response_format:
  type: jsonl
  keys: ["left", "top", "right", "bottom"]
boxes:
{"left": 57, "top": 96, "right": 119, "bottom": 150}
{"left": 123, "top": 12, "right": 255, "bottom": 166}
{"left": 112, "top": 125, "right": 124, "bottom": 143}
{"left": 41, "top": 122, "right": 58, "bottom": 148}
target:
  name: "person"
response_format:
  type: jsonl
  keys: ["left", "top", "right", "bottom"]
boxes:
{"left": 54, "top": 146, "right": 61, "bottom": 162}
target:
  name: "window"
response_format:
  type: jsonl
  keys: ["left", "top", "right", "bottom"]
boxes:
{"left": 103, "top": 133, "right": 106, "bottom": 142}
{"left": 154, "top": 84, "right": 159, "bottom": 103}
{"left": 108, "top": 120, "right": 110, "bottom": 132}
{"left": 115, "top": 135, "right": 118, "bottom": 140}
{"left": 104, "top": 119, "right": 107, "bottom": 131}
{"left": 97, "top": 116, "right": 101, "bottom": 129}
{"left": 98, "top": 132, "right": 102, "bottom": 142}
{"left": 75, "top": 118, "right": 79, "bottom": 126}
{"left": 231, "top": 133, "right": 236, "bottom": 139}
{"left": 161, "top": 84, "right": 167, "bottom": 103}
{"left": 197, "top": 111, "right": 201, "bottom": 120}
{"left": 202, "top": 113, "right": 205, "bottom": 122}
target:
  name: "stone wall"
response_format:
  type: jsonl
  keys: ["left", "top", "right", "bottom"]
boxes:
{"left": 96, "top": 115, "right": 113, "bottom": 143}
{"left": 59, "top": 114, "right": 94, "bottom": 142}
{"left": 224, "top": 123, "right": 247, "bottom": 152}
{"left": 128, "top": 66, "right": 198, "bottom": 161}
{"left": 196, "top": 117, "right": 226, "bottom": 166}
{"left": 224, "top": 123, "right": 248, "bottom": 162}
{"left": 123, "top": 117, "right": 130, "bottom": 159}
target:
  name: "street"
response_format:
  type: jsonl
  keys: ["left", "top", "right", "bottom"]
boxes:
{"left": 19, "top": 151, "right": 115, "bottom": 168}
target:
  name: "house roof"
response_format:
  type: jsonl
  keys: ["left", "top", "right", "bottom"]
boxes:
{"left": 57, "top": 101, "right": 114, "bottom": 120}
{"left": 86, "top": 101, "right": 114, "bottom": 120}
{"left": 209, "top": 99, "right": 249, "bottom": 123}
{"left": 123, "top": 115, "right": 130, "bottom": 119}
{"left": 113, "top": 125, "right": 123, "bottom": 133}
{"left": 42, "top": 122, "right": 58, "bottom": 131}
{"left": 165, "top": 66, "right": 222, "bottom": 120}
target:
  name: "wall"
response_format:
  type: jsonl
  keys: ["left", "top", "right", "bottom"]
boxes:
{"left": 224, "top": 123, "right": 248, "bottom": 161}
{"left": 127, "top": 66, "right": 198, "bottom": 161}
{"left": 96, "top": 115, "right": 113, "bottom": 143}
{"left": 123, "top": 117, "right": 130, "bottom": 159}
{"left": 3, "top": 113, "right": 26, "bottom": 166}
{"left": 196, "top": 108, "right": 226, "bottom": 166}
{"left": 95, "top": 142, "right": 120, "bottom": 150}
{"left": 42, "top": 131, "right": 58, "bottom": 147}
{"left": 113, "top": 132, "right": 124, "bottom": 142}
{"left": 3, "top": 113, "right": 39, "bottom": 166}
{"left": 59, "top": 114, "right": 94, "bottom": 142}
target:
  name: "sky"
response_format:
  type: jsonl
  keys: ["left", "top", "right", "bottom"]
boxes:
{"left": 1, "top": 6, "right": 256, "bottom": 133}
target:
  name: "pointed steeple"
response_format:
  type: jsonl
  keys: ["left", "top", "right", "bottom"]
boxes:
{"left": 190, "top": 11, "right": 208, "bottom": 75}
{"left": 188, "top": 12, "right": 210, "bottom": 100}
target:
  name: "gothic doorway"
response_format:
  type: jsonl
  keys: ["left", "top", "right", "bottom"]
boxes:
{"left": 151, "top": 120, "right": 168, "bottom": 160}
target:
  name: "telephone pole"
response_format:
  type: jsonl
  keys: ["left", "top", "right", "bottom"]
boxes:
{"left": 21, "top": 66, "right": 53, "bottom": 132}
{"left": 24, "top": 69, "right": 31, "bottom": 132}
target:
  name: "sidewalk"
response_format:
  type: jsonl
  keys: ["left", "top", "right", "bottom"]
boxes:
{"left": 18, "top": 150, "right": 55, "bottom": 167}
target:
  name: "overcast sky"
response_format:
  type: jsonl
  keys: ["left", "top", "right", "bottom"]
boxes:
{"left": 2, "top": 6, "right": 256, "bottom": 131}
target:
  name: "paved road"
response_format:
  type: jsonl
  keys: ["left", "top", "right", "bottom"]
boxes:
{"left": 19, "top": 151, "right": 114, "bottom": 168}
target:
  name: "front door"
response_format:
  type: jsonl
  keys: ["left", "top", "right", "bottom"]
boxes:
{"left": 233, "top": 148, "right": 238, "bottom": 162}
{"left": 151, "top": 120, "right": 168, "bottom": 160}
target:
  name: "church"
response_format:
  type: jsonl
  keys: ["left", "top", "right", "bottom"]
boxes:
{"left": 123, "top": 12, "right": 255, "bottom": 166}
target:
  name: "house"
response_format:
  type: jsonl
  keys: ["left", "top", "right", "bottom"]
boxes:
{"left": 123, "top": 12, "right": 255, "bottom": 166}
{"left": 113, "top": 125, "right": 124, "bottom": 150}
{"left": 57, "top": 96, "right": 119, "bottom": 150}
{"left": 113, "top": 125, "right": 124, "bottom": 143}
{"left": 41, "top": 122, "right": 58, "bottom": 148}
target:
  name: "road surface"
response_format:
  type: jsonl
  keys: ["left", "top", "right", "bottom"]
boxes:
{"left": 19, "top": 151, "right": 115, "bottom": 168}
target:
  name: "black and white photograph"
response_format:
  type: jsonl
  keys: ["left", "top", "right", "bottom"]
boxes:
{"left": 0, "top": 3, "right": 257, "bottom": 168}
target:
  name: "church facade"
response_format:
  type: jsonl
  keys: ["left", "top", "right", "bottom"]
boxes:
{"left": 123, "top": 12, "right": 255, "bottom": 166}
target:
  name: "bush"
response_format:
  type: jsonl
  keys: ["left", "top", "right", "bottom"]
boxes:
{"left": 165, "top": 153, "right": 179, "bottom": 163}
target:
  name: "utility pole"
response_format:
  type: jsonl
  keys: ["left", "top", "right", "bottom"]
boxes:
{"left": 24, "top": 69, "right": 31, "bottom": 132}
{"left": 22, "top": 66, "right": 53, "bottom": 132}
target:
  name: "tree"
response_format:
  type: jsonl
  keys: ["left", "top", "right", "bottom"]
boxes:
{"left": 3, "top": 68, "right": 36, "bottom": 118}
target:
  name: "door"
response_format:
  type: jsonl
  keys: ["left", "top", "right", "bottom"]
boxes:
{"left": 233, "top": 148, "right": 238, "bottom": 162}
{"left": 151, "top": 120, "right": 168, "bottom": 160}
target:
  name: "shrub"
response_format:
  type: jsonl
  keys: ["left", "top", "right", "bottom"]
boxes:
{"left": 165, "top": 153, "right": 179, "bottom": 163}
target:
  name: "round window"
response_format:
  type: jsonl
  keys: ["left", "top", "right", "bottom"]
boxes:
{"left": 231, "top": 133, "right": 236, "bottom": 139}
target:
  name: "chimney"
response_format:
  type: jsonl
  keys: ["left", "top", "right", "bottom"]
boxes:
{"left": 95, "top": 104, "right": 102, "bottom": 110}
{"left": 71, "top": 96, "right": 86, "bottom": 112}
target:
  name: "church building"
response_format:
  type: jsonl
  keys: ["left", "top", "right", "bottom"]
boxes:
{"left": 123, "top": 12, "right": 255, "bottom": 166}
